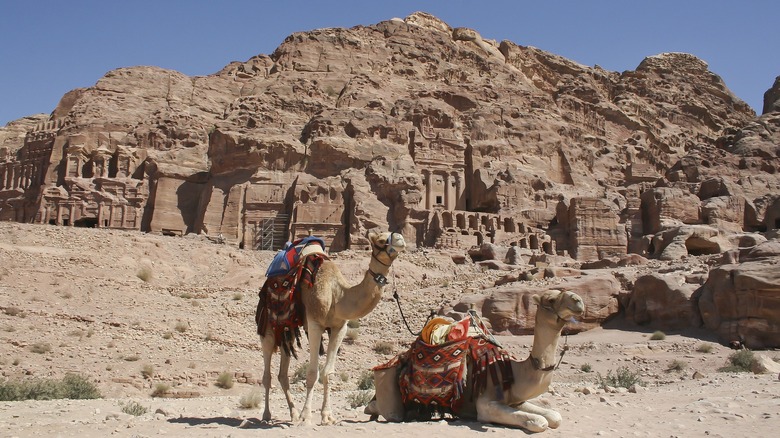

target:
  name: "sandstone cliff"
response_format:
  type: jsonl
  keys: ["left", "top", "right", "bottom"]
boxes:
{"left": 0, "top": 12, "right": 777, "bottom": 260}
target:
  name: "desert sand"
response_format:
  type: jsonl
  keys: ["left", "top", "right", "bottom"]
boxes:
{"left": 1, "top": 222, "right": 778, "bottom": 437}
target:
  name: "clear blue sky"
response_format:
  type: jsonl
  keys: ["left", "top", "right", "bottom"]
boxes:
{"left": 1, "top": 0, "right": 778, "bottom": 126}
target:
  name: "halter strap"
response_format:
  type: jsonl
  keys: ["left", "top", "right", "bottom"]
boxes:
{"left": 371, "top": 232, "right": 398, "bottom": 267}
{"left": 529, "top": 354, "right": 557, "bottom": 372}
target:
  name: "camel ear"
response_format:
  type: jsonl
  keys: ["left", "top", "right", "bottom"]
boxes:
{"left": 532, "top": 294, "right": 540, "bottom": 304}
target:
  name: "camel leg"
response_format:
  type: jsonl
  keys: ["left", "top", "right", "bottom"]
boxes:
{"left": 319, "top": 322, "right": 348, "bottom": 425}
{"left": 516, "top": 400, "right": 562, "bottom": 429}
{"left": 299, "top": 322, "right": 324, "bottom": 425}
{"left": 278, "top": 348, "right": 299, "bottom": 422}
{"left": 260, "top": 332, "right": 276, "bottom": 422}
{"left": 476, "top": 398, "right": 549, "bottom": 432}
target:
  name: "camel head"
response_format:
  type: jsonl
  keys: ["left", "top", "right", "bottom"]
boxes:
{"left": 368, "top": 231, "right": 407, "bottom": 266}
{"left": 532, "top": 289, "right": 585, "bottom": 325}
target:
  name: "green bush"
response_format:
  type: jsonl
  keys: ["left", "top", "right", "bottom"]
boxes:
{"left": 141, "top": 364, "right": 155, "bottom": 379}
{"left": 216, "top": 372, "right": 234, "bottom": 389}
{"left": 580, "top": 363, "right": 592, "bottom": 373}
{"left": 649, "top": 331, "right": 666, "bottom": 341}
{"left": 596, "top": 366, "right": 644, "bottom": 389}
{"left": 151, "top": 383, "right": 171, "bottom": 397}
{"left": 718, "top": 349, "right": 755, "bottom": 373}
{"left": 696, "top": 343, "right": 713, "bottom": 353}
{"left": 120, "top": 401, "right": 148, "bottom": 416}
{"left": 347, "top": 390, "right": 374, "bottom": 409}
{"left": 667, "top": 360, "right": 687, "bottom": 372}
{"left": 356, "top": 370, "right": 374, "bottom": 390}
{"left": 0, "top": 374, "right": 101, "bottom": 401}
{"left": 373, "top": 341, "right": 394, "bottom": 355}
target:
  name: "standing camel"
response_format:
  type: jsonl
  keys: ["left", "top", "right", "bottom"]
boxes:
{"left": 259, "top": 231, "right": 406, "bottom": 425}
{"left": 367, "top": 289, "right": 585, "bottom": 433}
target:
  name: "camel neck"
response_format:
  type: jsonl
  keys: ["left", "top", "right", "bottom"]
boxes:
{"left": 529, "top": 315, "right": 566, "bottom": 371}
{"left": 335, "top": 257, "right": 390, "bottom": 321}
{"left": 368, "top": 253, "right": 391, "bottom": 277}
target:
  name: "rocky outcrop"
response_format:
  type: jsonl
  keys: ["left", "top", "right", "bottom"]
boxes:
{"left": 441, "top": 274, "right": 620, "bottom": 334}
{"left": 626, "top": 273, "right": 701, "bottom": 329}
{"left": 0, "top": 12, "right": 776, "bottom": 262}
{"left": 698, "top": 240, "right": 780, "bottom": 348}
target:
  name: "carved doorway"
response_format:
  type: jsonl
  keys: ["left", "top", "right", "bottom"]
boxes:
{"left": 253, "top": 213, "right": 289, "bottom": 251}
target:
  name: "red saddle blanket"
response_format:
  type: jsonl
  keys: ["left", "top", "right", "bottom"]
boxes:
{"left": 376, "top": 335, "right": 514, "bottom": 416}
{"left": 255, "top": 253, "right": 326, "bottom": 358}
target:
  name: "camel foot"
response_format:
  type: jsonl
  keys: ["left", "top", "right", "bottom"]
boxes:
{"left": 523, "top": 417, "right": 549, "bottom": 433}
{"left": 321, "top": 410, "right": 337, "bottom": 425}
{"left": 294, "top": 412, "right": 313, "bottom": 426}
{"left": 262, "top": 409, "right": 272, "bottom": 422}
{"left": 289, "top": 408, "right": 300, "bottom": 423}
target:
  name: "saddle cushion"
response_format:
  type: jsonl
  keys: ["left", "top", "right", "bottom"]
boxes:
{"left": 398, "top": 337, "right": 471, "bottom": 412}
{"left": 256, "top": 253, "right": 326, "bottom": 358}
{"left": 373, "top": 335, "right": 515, "bottom": 419}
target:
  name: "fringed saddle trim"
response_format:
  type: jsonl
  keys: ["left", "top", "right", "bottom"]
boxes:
{"left": 391, "top": 335, "right": 516, "bottom": 419}
{"left": 255, "top": 253, "right": 326, "bottom": 359}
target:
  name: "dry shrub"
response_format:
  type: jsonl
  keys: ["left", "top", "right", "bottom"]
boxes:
{"left": 373, "top": 341, "right": 394, "bottom": 355}
{"left": 216, "top": 372, "right": 234, "bottom": 389}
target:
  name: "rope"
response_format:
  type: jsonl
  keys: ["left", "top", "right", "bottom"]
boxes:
{"left": 391, "top": 268, "right": 432, "bottom": 337}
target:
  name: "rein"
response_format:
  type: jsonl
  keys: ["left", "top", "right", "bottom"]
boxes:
{"left": 392, "top": 268, "right": 433, "bottom": 337}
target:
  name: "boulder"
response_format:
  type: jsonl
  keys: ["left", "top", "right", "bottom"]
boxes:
{"left": 468, "top": 243, "right": 509, "bottom": 263}
{"left": 698, "top": 240, "right": 780, "bottom": 348}
{"left": 444, "top": 275, "right": 620, "bottom": 334}
{"left": 651, "top": 225, "right": 732, "bottom": 260}
{"left": 626, "top": 273, "right": 701, "bottom": 329}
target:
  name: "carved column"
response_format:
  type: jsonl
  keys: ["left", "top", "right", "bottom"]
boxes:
{"left": 443, "top": 173, "right": 451, "bottom": 209}
{"left": 12, "top": 163, "right": 21, "bottom": 189}
{"left": 69, "top": 204, "right": 76, "bottom": 226}
{"left": 22, "top": 164, "right": 31, "bottom": 189}
{"left": 0, "top": 163, "right": 6, "bottom": 190}
{"left": 423, "top": 170, "right": 431, "bottom": 209}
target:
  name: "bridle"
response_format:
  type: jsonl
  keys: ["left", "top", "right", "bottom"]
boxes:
{"left": 529, "top": 298, "right": 572, "bottom": 372}
{"left": 368, "top": 232, "right": 400, "bottom": 286}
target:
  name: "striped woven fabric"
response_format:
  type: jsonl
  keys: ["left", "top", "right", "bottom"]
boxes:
{"left": 255, "top": 253, "right": 326, "bottom": 358}
{"left": 386, "top": 335, "right": 514, "bottom": 419}
{"left": 398, "top": 337, "right": 470, "bottom": 412}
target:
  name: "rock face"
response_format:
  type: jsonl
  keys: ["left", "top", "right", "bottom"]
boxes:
{"left": 626, "top": 273, "right": 701, "bottom": 329}
{"left": 442, "top": 275, "right": 620, "bottom": 334}
{"left": 0, "top": 12, "right": 777, "bottom": 260}
{"left": 698, "top": 240, "right": 780, "bottom": 349}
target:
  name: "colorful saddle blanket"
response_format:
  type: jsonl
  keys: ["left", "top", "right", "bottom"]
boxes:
{"left": 255, "top": 253, "right": 326, "bottom": 358}
{"left": 376, "top": 335, "right": 515, "bottom": 418}
{"left": 265, "top": 236, "right": 326, "bottom": 278}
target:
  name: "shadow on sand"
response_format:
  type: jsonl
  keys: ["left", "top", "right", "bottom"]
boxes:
{"left": 168, "top": 416, "right": 288, "bottom": 430}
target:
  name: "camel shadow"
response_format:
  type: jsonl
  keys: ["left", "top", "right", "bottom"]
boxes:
{"left": 349, "top": 417, "right": 534, "bottom": 434}
{"left": 167, "top": 416, "right": 290, "bottom": 430}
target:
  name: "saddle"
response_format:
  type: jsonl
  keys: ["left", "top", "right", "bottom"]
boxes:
{"left": 256, "top": 250, "right": 327, "bottom": 358}
{"left": 373, "top": 317, "right": 515, "bottom": 420}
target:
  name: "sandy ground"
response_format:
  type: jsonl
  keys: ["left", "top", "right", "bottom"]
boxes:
{"left": 1, "top": 222, "right": 779, "bottom": 437}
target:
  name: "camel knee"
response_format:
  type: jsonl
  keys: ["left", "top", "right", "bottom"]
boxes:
{"left": 306, "top": 369, "right": 319, "bottom": 388}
